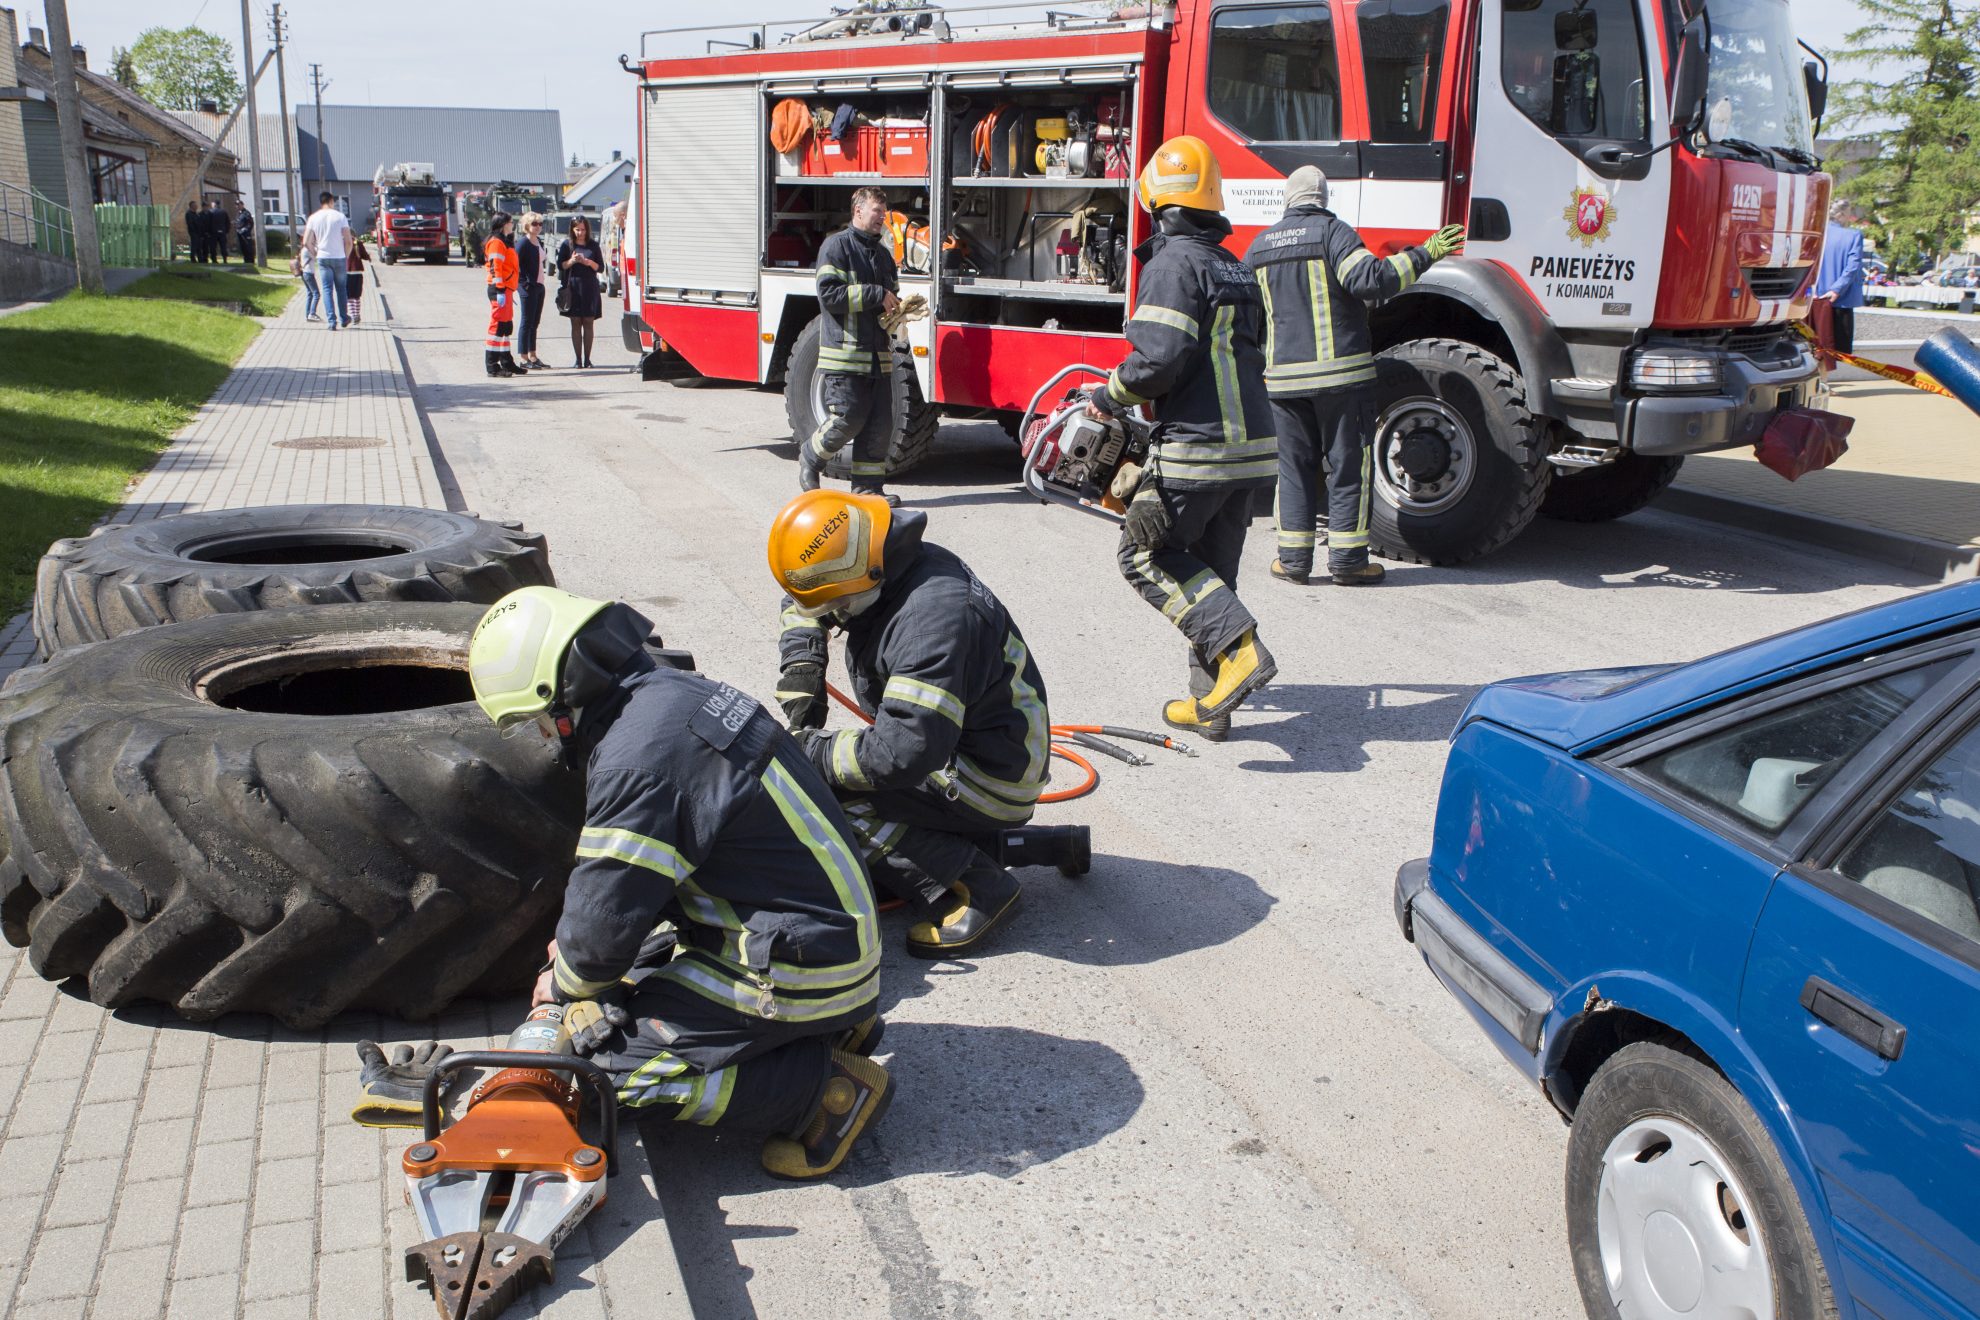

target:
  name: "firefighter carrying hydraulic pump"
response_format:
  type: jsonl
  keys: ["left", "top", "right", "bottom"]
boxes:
{"left": 1086, "top": 135, "right": 1278, "bottom": 742}
{"left": 800, "top": 187, "right": 901, "bottom": 502}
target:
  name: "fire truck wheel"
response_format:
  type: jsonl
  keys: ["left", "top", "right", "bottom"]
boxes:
{"left": 1541, "top": 453, "right": 1684, "bottom": 523}
{"left": 383, "top": 251, "right": 398, "bottom": 265}
{"left": 0, "top": 603, "right": 584, "bottom": 1028}
{"left": 782, "top": 316, "right": 938, "bottom": 479}
{"left": 32, "top": 504, "right": 553, "bottom": 657}
{"left": 1367, "top": 339, "right": 1551, "bottom": 565}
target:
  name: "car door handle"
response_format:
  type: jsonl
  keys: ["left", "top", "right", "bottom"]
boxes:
{"left": 1799, "top": 976, "right": 1907, "bottom": 1061}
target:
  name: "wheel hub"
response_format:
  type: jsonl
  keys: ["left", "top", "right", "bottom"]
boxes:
{"left": 1372, "top": 399, "right": 1477, "bottom": 516}
{"left": 1642, "top": 1210, "right": 1705, "bottom": 1311}
{"left": 1394, "top": 427, "right": 1453, "bottom": 483}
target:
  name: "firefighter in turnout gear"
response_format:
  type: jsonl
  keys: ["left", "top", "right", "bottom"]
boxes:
{"left": 1245, "top": 167, "right": 1466, "bottom": 585}
{"left": 468, "top": 586, "right": 892, "bottom": 1180}
{"left": 1087, "top": 135, "right": 1277, "bottom": 742}
{"left": 483, "top": 212, "right": 528, "bottom": 378}
{"left": 769, "top": 492, "right": 1047, "bottom": 958}
{"left": 800, "top": 187, "right": 901, "bottom": 501}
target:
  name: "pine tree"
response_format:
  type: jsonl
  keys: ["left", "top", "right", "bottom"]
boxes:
{"left": 110, "top": 46, "right": 138, "bottom": 88}
{"left": 1832, "top": 0, "right": 1980, "bottom": 266}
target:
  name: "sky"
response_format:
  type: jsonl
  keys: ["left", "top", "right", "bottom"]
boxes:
{"left": 27, "top": 0, "right": 1875, "bottom": 169}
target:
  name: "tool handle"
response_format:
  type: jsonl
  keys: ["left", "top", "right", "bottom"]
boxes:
{"left": 423, "top": 1050, "right": 620, "bottom": 1176}
{"left": 1916, "top": 328, "right": 1980, "bottom": 416}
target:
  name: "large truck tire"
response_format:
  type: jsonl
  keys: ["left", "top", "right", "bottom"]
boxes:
{"left": 0, "top": 603, "right": 585, "bottom": 1028}
{"left": 1368, "top": 339, "right": 1552, "bottom": 565}
{"left": 1541, "top": 453, "right": 1685, "bottom": 522}
{"left": 34, "top": 505, "right": 552, "bottom": 658}
{"left": 782, "top": 317, "right": 938, "bottom": 480}
{"left": 383, "top": 250, "right": 399, "bottom": 265}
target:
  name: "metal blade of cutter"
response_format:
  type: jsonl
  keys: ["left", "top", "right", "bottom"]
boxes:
{"left": 404, "top": 1230, "right": 555, "bottom": 1320}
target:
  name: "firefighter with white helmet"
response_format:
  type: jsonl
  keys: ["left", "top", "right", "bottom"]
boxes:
{"left": 1086, "top": 135, "right": 1278, "bottom": 741}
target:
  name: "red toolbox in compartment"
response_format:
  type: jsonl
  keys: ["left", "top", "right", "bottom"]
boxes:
{"left": 804, "top": 127, "right": 883, "bottom": 175}
{"left": 882, "top": 124, "right": 929, "bottom": 177}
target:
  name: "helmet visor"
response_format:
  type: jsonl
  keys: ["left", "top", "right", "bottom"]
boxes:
{"left": 497, "top": 709, "right": 554, "bottom": 739}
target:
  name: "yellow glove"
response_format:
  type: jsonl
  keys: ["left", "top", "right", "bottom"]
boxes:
{"left": 1426, "top": 224, "right": 1467, "bottom": 261}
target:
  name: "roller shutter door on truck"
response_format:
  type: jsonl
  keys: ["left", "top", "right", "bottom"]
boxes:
{"left": 641, "top": 83, "right": 761, "bottom": 301}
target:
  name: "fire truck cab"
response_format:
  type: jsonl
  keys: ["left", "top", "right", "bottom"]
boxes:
{"left": 372, "top": 163, "right": 452, "bottom": 266}
{"left": 626, "top": 0, "right": 1828, "bottom": 563}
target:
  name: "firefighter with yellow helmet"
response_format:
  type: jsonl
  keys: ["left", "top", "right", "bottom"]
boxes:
{"left": 1087, "top": 135, "right": 1279, "bottom": 741}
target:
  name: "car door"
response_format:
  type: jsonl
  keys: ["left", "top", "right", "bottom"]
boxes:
{"left": 1741, "top": 683, "right": 1980, "bottom": 1319}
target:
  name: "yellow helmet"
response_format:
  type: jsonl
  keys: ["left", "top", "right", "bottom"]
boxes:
{"left": 767, "top": 491, "right": 893, "bottom": 612}
{"left": 467, "top": 586, "right": 610, "bottom": 730}
{"left": 1138, "top": 135, "right": 1222, "bottom": 213}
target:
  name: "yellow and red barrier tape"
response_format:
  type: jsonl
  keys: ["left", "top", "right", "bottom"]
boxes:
{"left": 1794, "top": 321, "right": 1955, "bottom": 398}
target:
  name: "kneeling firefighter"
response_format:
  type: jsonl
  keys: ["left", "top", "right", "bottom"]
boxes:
{"left": 467, "top": 586, "right": 891, "bottom": 1180}
{"left": 1086, "top": 135, "right": 1279, "bottom": 741}
{"left": 769, "top": 491, "right": 1076, "bottom": 958}
{"left": 483, "top": 212, "right": 527, "bottom": 378}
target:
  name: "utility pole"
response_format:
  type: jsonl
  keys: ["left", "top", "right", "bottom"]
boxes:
{"left": 41, "top": 0, "right": 102, "bottom": 291}
{"left": 309, "top": 63, "right": 329, "bottom": 204}
{"left": 270, "top": 5, "right": 298, "bottom": 226}
{"left": 239, "top": 0, "right": 268, "bottom": 265}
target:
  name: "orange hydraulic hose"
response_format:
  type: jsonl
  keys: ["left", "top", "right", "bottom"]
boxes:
{"left": 824, "top": 681, "right": 1100, "bottom": 802}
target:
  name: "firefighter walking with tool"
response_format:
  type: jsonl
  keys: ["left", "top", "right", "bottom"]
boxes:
{"left": 800, "top": 186, "right": 901, "bottom": 501}
{"left": 484, "top": 212, "right": 528, "bottom": 378}
{"left": 1246, "top": 167, "right": 1465, "bottom": 585}
{"left": 467, "top": 587, "right": 892, "bottom": 1179}
{"left": 1087, "top": 135, "right": 1278, "bottom": 741}
{"left": 769, "top": 491, "right": 1070, "bottom": 957}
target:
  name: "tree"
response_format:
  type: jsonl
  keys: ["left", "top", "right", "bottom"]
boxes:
{"left": 570, "top": 150, "right": 580, "bottom": 168}
{"left": 1832, "top": 0, "right": 1980, "bottom": 265}
{"left": 126, "top": 26, "right": 242, "bottom": 110}
{"left": 109, "top": 46, "right": 138, "bottom": 89}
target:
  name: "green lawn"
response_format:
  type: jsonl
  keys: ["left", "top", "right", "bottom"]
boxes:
{"left": 0, "top": 295, "right": 260, "bottom": 618}
{"left": 119, "top": 262, "right": 299, "bottom": 317}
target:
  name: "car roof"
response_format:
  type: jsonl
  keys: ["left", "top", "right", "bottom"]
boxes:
{"left": 1471, "top": 580, "right": 1980, "bottom": 754}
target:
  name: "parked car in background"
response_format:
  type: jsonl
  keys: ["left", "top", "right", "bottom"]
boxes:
{"left": 1397, "top": 582, "right": 1980, "bottom": 1320}
{"left": 262, "top": 212, "right": 301, "bottom": 239}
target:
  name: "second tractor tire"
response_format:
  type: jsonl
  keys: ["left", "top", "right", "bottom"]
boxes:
{"left": 782, "top": 317, "right": 938, "bottom": 480}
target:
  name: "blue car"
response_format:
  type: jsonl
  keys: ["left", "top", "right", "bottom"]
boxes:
{"left": 1396, "top": 581, "right": 1980, "bottom": 1320}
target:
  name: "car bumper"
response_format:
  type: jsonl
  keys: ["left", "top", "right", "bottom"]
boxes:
{"left": 1620, "top": 343, "right": 1822, "bottom": 457}
{"left": 1395, "top": 858, "right": 1551, "bottom": 1054}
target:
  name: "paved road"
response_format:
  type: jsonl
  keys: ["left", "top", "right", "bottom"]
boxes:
{"left": 381, "top": 263, "right": 1925, "bottom": 1320}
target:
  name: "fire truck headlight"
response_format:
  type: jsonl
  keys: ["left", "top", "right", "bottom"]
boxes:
{"left": 1629, "top": 351, "right": 1721, "bottom": 391}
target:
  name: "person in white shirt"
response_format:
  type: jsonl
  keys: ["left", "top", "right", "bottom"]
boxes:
{"left": 303, "top": 193, "right": 354, "bottom": 331}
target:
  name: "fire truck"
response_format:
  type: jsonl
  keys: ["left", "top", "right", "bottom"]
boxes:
{"left": 372, "top": 163, "right": 451, "bottom": 265}
{"left": 623, "top": 0, "right": 1830, "bottom": 563}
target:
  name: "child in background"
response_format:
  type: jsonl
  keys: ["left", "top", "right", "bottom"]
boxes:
{"left": 347, "top": 233, "right": 371, "bottom": 325}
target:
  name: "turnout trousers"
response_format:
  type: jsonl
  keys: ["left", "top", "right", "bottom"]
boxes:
{"left": 837, "top": 785, "right": 1014, "bottom": 915}
{"left": 806, "top": 370, "right": 894, "bottom": 495}
{"left": 1117, "top": 482, "right": 1262, "bottom": 676}
{"left": 1272, "top": 388, "right": 1375, "bottom": 576}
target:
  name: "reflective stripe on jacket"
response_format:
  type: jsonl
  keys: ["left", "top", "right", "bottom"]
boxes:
{"left": 815, "top": 225, "right": 898, "bottom": 376}
{"left": 1244, "top": 205, "right": 1430, "bottom": 397}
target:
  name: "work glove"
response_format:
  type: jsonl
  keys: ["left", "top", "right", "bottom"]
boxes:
{"left": 1426, "top": 224, "right": 1467, "bottom": 262}
{"left": 352, "top": 1041, "right": 456, "bottom": 1128}
{"left": 791, "top": 726, "right": 836, "bottom": 781}
{"left": 563, "top": 992, "right": 635, "bottom": 1058}
{"left": 1122, "top": 481, "right": 1172, "bottom": 552}
{"left": 777, "top": 661, "right": 827, "bottom": 731}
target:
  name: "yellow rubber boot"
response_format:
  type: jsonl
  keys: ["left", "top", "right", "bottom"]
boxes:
{"left": 1195, "top": 630, "right": 1276, "bottom": 721}
{"left": 761, "top": 1049, "right": 894, "bottom": 1180}
{"left": 905, "top": 862, "right": 1022, "bottom": 959}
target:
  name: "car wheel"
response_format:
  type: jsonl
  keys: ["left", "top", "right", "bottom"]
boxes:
{"left": 1566, "top": 1042, "right": 1836, "bottom": 1320}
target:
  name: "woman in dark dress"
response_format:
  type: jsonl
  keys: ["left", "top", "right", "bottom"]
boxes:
{"left": 517, "top": 213, "right": 549, "bottom": 367}
{"left": 556, "top": 216, "right": 604, "bottom": 368}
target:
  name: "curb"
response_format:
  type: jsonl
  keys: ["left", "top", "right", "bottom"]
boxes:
{"left": 1659, "top": 485, "right": 1980, "bottom": 583}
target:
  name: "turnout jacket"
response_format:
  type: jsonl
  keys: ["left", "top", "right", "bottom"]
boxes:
{"left": 780, "top": 512, "right": 1051, "bottom": 825}
{"left": 1096, "top": 211, "right": 1277, "bottom": 489}
{"left": 552, "top": 660, "right": 879, "bottom": 1032}
{"left": 1244, "top": 205, "right": 1433, "bottom": 397}
{"left": 815, "top": 225, "right": 898, "bottom": 376}
{"left": 484, "top": 235, "right": 518, "bottom": 292}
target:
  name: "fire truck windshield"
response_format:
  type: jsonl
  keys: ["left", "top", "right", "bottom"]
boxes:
{"left": 386, "top": 193, "right": 447, "bottom": 214}
{"left": 1699, "top": 0, "right": 1814, "bottom": 160}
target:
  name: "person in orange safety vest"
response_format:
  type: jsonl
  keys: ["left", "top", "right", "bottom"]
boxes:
{"left": 484, "top": 212, "right": 527, "bottom": 377}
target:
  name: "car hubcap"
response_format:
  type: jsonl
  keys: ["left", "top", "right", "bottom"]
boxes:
{"left": 1596, "top": 1116, "right": 1774, "bottom": 1319}
{"left": 1373, "top": 399, "right": 1476, "bottom": 515}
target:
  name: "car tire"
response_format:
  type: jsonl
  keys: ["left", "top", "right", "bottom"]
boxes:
{"left": 1368, "top": 338, "right": 1552, "bottom": 564}
{"left": 1541, "top": 454, "right": 1685, "bottom": 523}
{"left": 1566, "top": 1042, "right": 1837, "bottom": 1320}
{"left": 0, "top": 603, "right": 584, "bottom": 1028}
{"left": 781, "top": 316, "right": 938, "bottom": 480}
{"left": 34, "top": 505, "right": 553, "bottom": 657}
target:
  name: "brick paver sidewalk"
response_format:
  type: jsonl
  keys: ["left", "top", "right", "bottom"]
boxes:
{"left": 0, "top": 279, "right": 686, "bottom": 1319}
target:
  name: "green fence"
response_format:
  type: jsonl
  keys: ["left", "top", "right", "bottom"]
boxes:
{"left": 94, "top": 204, "right": 171, "bottom": 268}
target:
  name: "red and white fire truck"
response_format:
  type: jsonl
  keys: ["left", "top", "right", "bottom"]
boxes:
{"left": 372, "top": 163, "right": 452, "bottom": 265}
{"left": 621, "top": 0, "right": 1830, "bottom": 562}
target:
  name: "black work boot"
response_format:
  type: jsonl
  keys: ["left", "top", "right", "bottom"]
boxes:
{"left": 905, "top": 858, "right": 1022, "bottom": 959}
{"left": 797, "top": 444, "right": 825, "bottom": 492}
{"left": 995, "top": 825, "right": 1091, "bottom": 877}
{"left": 1331, "top": 560, "right": 1387, "bottom": 586}
{"left": 760, "top": 1049, "right": 893, "bottom": 1180}
{"left": 485, "top": 352, "right": 510, "bottom": 378}
{"left": 505, "top": 353, "right": 530, "bottom": 374}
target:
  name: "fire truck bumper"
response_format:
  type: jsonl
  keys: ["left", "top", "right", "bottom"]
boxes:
{"left": 1619, "top": 333, "right": 1821, "bottom": 457}
{"left": 622, "top": 313, "right": 648, "bottom": 354}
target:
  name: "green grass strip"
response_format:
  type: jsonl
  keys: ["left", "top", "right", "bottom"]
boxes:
{"left": 0, "top": 294, "right": 261, "bottom": 619}
{"left": 119, "top": 262, "right": 299, "bottom": 317}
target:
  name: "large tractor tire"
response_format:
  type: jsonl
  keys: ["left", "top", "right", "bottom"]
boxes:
{"left": 1368, "top": 339, "right": 1552, "bottom": 565}
{"left": 0, "top": 603, "right": 584, "bottom": 1028}
{"left": 34, "top": 505, "right": 551, "bottom": 658}
{"left": 782, "top": 317, "right": 938, "bottom": 480}
{"left": 1541, "top": 453, "right": 1684, "bottom": 522}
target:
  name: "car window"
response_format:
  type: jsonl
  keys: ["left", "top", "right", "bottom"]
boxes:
{"left": 1501, "top": 0, "right": 1649, "bottom": 141}
{"left": 1208, "top": 4, "right": 1343, "bottom": 142}
{"left": 1836, "top": 719, "right": 1980, "bottom": 946}
{"left": 1638, "top": 659, "right": 1960, "bottom": 835}
{"left": 1358, "top": 0, "right": 1449, "bottom": 144}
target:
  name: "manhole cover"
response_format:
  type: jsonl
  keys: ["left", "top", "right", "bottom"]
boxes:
{"left": 271, "top": 436, "right": 388, "bottom": 451}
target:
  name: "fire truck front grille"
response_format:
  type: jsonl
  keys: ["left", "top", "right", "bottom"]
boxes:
{"left": 1725, "top": 328, "right": 1788, "bottom": 356}
{"left": 1743, "top": 266, "right": 1810, "bottom": 301}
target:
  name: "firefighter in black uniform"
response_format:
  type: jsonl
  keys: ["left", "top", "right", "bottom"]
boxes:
{"left": 768, "top": 490, "right": 1052, "bottom": 958}
{"left": 799, "top": 186, "right": 901, "bottom": 502}
{"left": 1245, "top": 167, "right": 1467, "bottom": 585}
{"left": 1087, "top": 135, "right": 1278, "bottom": 741}
{"left": 467, "top": 586, "right": 892, "bottom": 1180}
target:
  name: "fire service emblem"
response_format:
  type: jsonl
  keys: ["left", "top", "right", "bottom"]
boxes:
{"left": 1563, "top": 187, "right": 1616, "bottom": 247}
